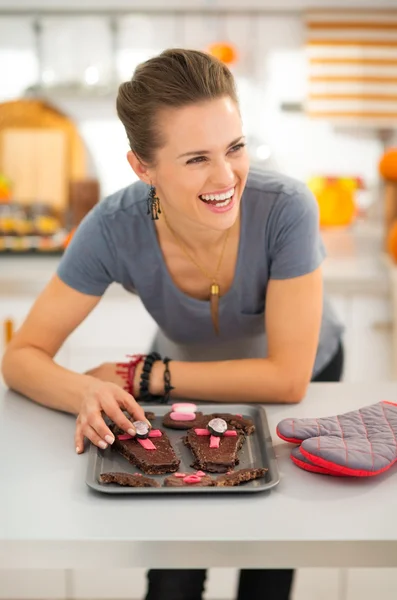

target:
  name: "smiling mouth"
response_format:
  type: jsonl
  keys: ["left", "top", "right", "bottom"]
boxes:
{"left": 199, "top": 187, "right": 235, "bottom": 206}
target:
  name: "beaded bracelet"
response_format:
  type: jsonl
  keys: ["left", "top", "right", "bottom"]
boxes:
{"left": 163, "top": 357, "right": 175, "bottom": 404}
{"left": 139, "top": 352, "right": 165, "bottom": 403}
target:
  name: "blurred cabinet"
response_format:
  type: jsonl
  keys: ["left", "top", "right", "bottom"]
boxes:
{"left": 0, "top": 292, "right": 157, "bottom": 375}
{"left": 328, "top": 293, "right": 393, "bottom": 382}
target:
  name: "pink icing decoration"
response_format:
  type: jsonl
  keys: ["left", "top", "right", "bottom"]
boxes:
{"left": 174, "top": 472, "right": 187, "bottom": 478}
{"left": 148, "top": 429, "right": 162, "bottom": 437}
{"left": 183, "top": 475, "right": 202, "bottom": 484}
{"left": 170, "top": 412, "right": 196, "bottom": 422}
{"left": 236, "top": 414, "right": 242, "bottom": 418}
{"left": 224, "top": 430, "right": 238, "bottom": 437}
{"left": 172, "top": 403, "right": 197, "bottom": 413}
{"left": 117, "top": 434, "right": 133, "bottom": 441}
{"left": 196, "top": 471, "right": 206, "bottom": 477}
{"left": 210, "top": 436, "right": 220, "bottom": 449}
{"left": 194, "top": 429, "right": 210, "bottom": 436}
{"left": 138, "top": 438, "right": 156, "bottom": 450}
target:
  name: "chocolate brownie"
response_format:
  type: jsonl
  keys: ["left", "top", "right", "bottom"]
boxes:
{"left": 163, "top": 411, "right": 203, "bottom": 430}
{"left": 111, "top": 425, "right": 180, "bottom": 475}
{"left": 99, "top": 472, "right": 160, "bottom": 487}
{"left": 144, "top": 411, "right": 156, "bottom": 422}
{"left": 184, "top": 428, "right": 245, "bottom": 473}
{"left": 196, "top": 413, "right": 255, "bottom": 435}
{"left": 215, "top": 467, "right": 268, "bottom": 487}
{"left": 163, "top": 473, "right": 215, "bottom": 487}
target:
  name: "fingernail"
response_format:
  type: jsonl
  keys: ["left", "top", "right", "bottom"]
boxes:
{"left": 128, "top": 428, "right": 136, "bottom": 436}
{"left": 105, "top": 435, "right": 115, "bottom": 445}
{"left": 76, "top": 447, "right": 80, "bottom": 454}
{"left": 99, "top": 441, "right": 108, "bottom": 450}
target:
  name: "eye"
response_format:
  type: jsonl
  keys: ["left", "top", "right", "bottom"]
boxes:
{"left": 228, "top": 143, "right": 246, "bottom": 153}
{"left": 186, "top": 156, "right": 208, "bottom": 165}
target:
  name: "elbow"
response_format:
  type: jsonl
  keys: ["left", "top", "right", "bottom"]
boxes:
{"left": 282, "top": 377, "right": 309, "bottom": 404}
{"left": 1, "top": 342, "right": 22, "bottom": 389}
{"left": 1, "top": 348, "right": 12, "bottom": 388}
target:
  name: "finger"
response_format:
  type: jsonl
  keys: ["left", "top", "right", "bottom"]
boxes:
{"left": 75, "top": 421, "right": 85, "bottom": 454}
{"left": 115, "top": 387, "right": 149, "bottom": 425}
{"left": 87, "top": 412, "right": 116, "bottom": 446}
{"left": 83, "top": 424, "right": 110, "bottom": 450}
{"left": 102, "top": 396, "right": 138, "bottom": 436}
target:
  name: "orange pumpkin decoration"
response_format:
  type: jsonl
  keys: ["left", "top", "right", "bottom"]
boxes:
{"left": 386, "top": 219, "right": 397, "bottom": 263}
{"left": 307, "top": 177, "right": 358, "bottom": 227}
{"left": 379, "top": 148, "right": 397, "bottom": 182}
{"left": 207, "top": 43, "right": 238, "bottom": 65}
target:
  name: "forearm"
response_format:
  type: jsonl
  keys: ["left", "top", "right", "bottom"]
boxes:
{"left": 1, "top": 346, "right": 91, "bottom": 414}
{"left": 149, "top": 357, "right": 307, "bottom": 404}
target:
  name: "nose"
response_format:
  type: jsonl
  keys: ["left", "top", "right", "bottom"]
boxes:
{"left": 209, "top": 156, "right": 235, "bottom": 188}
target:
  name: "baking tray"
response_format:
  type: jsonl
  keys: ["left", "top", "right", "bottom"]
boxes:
{"left": 86, "top": 403, "right": 280, "bottom": 494}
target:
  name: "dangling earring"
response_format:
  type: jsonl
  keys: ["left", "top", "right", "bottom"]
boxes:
{"left": 147, "top": 185, "right": 161, "bottom": 220}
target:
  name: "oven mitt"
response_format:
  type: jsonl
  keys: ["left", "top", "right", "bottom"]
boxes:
{"left": 276, "top": 401, "right": 397, "bottom": 477}
{"left": 290, "top": 446, "right": 347, "bottom": 476}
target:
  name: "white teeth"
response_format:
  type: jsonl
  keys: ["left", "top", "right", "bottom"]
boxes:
{"left": 200, "top": 187, "right": 235, "bottom": 202}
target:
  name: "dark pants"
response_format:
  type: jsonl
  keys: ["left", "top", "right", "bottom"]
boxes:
{"left": 146, "top": 342, "right": 344, "bottom": 600}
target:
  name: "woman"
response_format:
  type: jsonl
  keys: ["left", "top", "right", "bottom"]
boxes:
{"left": 2, "top": 49, "right": 344, "bottom": 600}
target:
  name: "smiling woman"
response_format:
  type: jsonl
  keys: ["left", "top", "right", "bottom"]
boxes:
{"left": 1, "top": 48, "right": 345, "bottom": 600}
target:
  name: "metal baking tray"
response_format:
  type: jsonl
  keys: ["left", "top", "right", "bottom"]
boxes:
{"left": 86, "top": 403, "right": 280, "bottom": 494}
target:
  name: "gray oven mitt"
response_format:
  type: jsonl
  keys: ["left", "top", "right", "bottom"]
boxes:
{"left": 277, "top": 401, "right": 397, "bottom": 477}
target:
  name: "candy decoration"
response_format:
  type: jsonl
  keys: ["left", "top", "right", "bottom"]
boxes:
{"left": 133, "top": 420, "right": 151, "bottom": 439}
{"left": 117, "top": 423, "right": 162, "bottom": 452}
{"left": 170, "top": 412, "right": 196, "bottom": 421}
{"left": 172, "top": 403, "right": 197, "bottom": 413}
{"left": 194, "top": 420, "right": 238, "bottom": 450}
{"left": 183, "top": 474, "right": 202, "bottom": 484}
{"left": 208, "top": 418, "right": 228, "bottom": 437}
{"left": 139, "top": 438, "right": 156, "bottom": 451}
{"left": 210, "top": 436, "right": 221, "bottom": 449}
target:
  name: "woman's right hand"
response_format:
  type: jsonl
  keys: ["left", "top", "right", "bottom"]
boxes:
{"left": 75, "top": 376, "right": 148, "bottom": 454}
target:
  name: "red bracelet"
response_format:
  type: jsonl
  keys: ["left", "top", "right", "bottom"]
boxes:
{"left": 116, "top": 354, "right": 146, "bottom": 396}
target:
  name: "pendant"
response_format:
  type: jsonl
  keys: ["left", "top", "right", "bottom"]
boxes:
{"left": 210, "top": 283, "right": 220, "bottom": 335}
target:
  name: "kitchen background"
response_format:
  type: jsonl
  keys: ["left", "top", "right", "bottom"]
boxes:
{"left": 1, "top": 0, "right": 397, "bottom": 599}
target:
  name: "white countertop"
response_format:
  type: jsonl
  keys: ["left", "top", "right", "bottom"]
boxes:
{"left": 1, "top": 381, "right": 397, "bottom": 569}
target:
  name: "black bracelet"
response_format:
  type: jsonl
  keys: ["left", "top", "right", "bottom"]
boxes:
{"left": 139, "top": 352, "right": 164, "bottom": 403}
{"left": 163, "top": 357, "right": 175, "bottom": 404}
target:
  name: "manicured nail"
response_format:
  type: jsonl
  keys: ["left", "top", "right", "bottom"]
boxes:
{"left": 98, "top": 441, "right": 108, "bottom": 450}
{"left": 105, "top": 435, "right": 114, "bottom": 445}
{"left": 128, "top": 428, "right": 136, "bottom": 436}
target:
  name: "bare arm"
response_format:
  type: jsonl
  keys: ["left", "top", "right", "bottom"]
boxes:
{"left": 2, "top": 275, "right": 102, "bottom": 413}
{"left": 1, "top": 275, "right": 147, "bottom": 452}
{"left": 144, "top": 268, "right": 323, "bottom": 404}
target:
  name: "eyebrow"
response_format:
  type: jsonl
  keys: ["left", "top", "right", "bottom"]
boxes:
{"left": 177, "top": 136, "right": 245, "bottom": 159}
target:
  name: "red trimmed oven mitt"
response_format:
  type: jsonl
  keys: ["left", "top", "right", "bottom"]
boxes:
{"left": 276, "top": 401, "right": 397, "bottom": 477}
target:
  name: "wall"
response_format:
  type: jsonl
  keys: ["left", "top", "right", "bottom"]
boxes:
{"left": 0, "top": 11, "right": 385, "bottom": 198}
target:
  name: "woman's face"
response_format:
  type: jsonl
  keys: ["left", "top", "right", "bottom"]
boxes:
{"left": 144, "top": 96, "right": 249, "bottom": 232}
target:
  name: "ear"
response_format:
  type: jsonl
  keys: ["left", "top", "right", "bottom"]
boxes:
{"left": 127, "top": 151, "right": 153, "bottom": 186}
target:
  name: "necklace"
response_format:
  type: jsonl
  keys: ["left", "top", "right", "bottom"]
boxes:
{"left": 162, "top": 210, "right": 231, "bottom": 335}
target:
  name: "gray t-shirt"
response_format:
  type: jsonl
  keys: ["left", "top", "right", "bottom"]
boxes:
{"left": 57, "top": 168, "right": 343, "bottom": 377}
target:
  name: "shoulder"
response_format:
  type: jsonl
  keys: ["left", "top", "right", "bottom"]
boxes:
{"left": 245, "top": 167, "right": 316, "bottom": 207}
{"left": 95, "top": 179, "right": 149, "bottom": 223}
{"left": 244, "top": 167, "right": 318, "bottom": 226}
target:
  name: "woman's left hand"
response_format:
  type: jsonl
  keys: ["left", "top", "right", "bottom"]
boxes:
{"left": 85, "top": 362, "right": 126, "bottom": 388}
